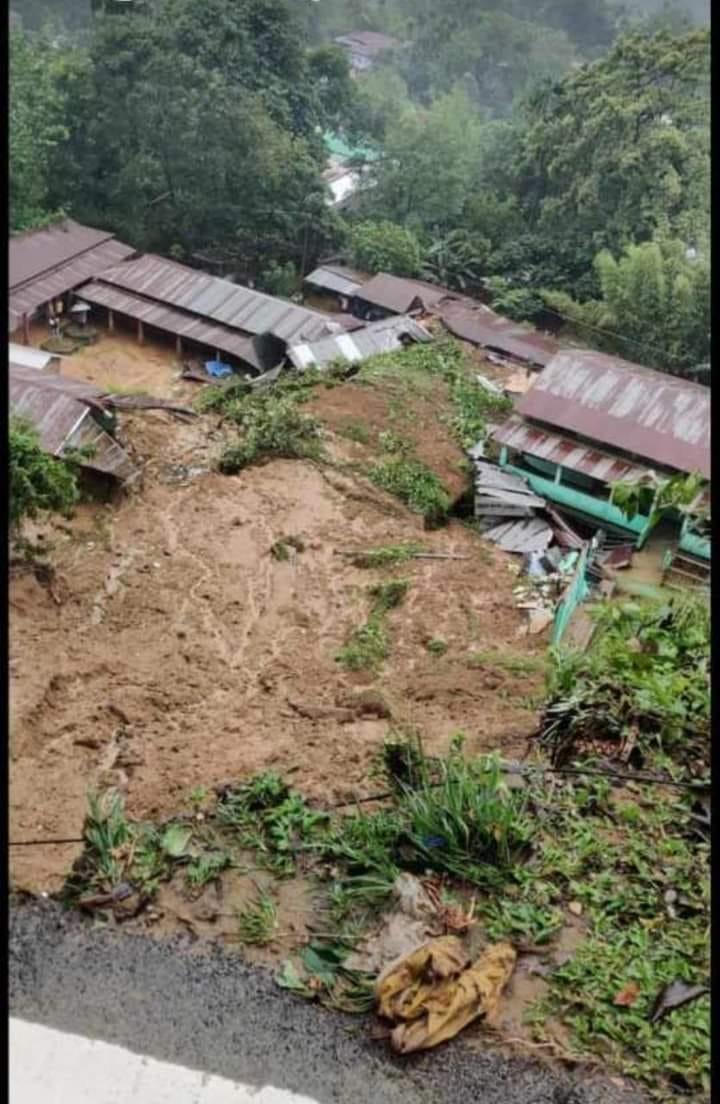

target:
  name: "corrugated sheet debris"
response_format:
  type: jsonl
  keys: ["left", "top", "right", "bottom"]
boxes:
{"left": 9, "top": 366, "right": 136, "bottom": 482}
{"left": 472, "top": 461, "right": 545, "bottom": 520}
{"left": 9, "top": 343, "right": 55, "bottom": 372}
{"left": 516, "top": 350, "right": 710, "bottom": 478}
{"left": 287, "top": 315, "right": 431, "bottom": 371}
{"left": 483, "top": 517, "right": 554, "bottom": 554}
{"left": 92, "top": 254, "right": 334, "bottom": 344}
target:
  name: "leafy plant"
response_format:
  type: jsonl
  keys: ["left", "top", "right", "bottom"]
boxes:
{"left": 368, "top": 578, "right": 410, "bottom": 612}
{"left": 236, "top": 889, "right": 277, "bottom": 945}
{"left": 348, "top": 543, "right": 425, "bottom": 568}
{"left": 9, "top": 416, "right": 79, "bottom": 533}
{"left": 217, "top": 775, "right": 328, "bottom": 876}
{"left": 186, "top": 850, "right": 233, "bottom": 889}
{"left": 335, "top": 617, "right": 389, "bottom": 672}
{"left": 349, "top": 219, "right": 422, "bottom": 277}
{"left": 426, "top": 638, "right": 448, "bottom": 656}
{"left": 367, "top": 458, "right": 450, "bottom": 524}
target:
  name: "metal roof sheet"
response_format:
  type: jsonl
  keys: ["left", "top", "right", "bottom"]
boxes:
{"left": 304, "top": 265, "right": 369, "bottom": 297}
{"left": 94, "top": 254, "right": 333, "bottom": 344}
{"left": 287, "top": 315, "right": 432, "bottom": 371}
{"left": 335, "top": 31, "right": 399, "bottom": 54}
{"left": 9, "top": 367, "right": 136, "bottom": 481}
{"left": 354, "top": 273, "right": 458, "bottom": 315}
{"left": 440, "top": 303, "right": 559, "bottom": 368}
{"left": 9, "top": 237, "right": 136, "bottom": 332}
{"left": 517, "top": 350, "right": 710, "bottom": 478}
{"left": 9, "top": 342, "right": 54, "bottom": 371}
{"left": 10, "top": 219, "right": 115, "bottom": 288}
{"left": 79, "top": 281, "right": 265, "bottom": 371}
{"left": 493, "top": 413, "right": 665, "bottom": 484}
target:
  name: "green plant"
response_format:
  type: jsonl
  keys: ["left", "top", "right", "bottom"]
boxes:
{"left": 217, "top": 775, "right": 328, "bottom": 876}
{"left": 218, "top": 394, "right": 322, "bottom": 472}
{"left": 482, "top": 899, "right": 564, "bottom": 945}
{"left": 236, "top": 889, "right": 277, "bottom": 945}
{"left": 9, "top": 416, "right": 79, "bottom": 532}
{"left": 426, "top": 638, "right": 448, "bottom": 656}
{"left": 468, "top": 649, "right": 546, "bottom": 675}
{"left": 367, "top": 458, "right": 450, "bottom": 524}
{"left": 348, "top": 543, "right": 425, "bottom": 568}
{"left": 186, "top": 850, "right": 233, "bottom": 889}
{"left": 368, "top": 578, "right": 410, "bottom": 612}
{"left": 335, "top": 617, "right": 389, "bottom": 672}
{"left": 270, "top": 535, "right": 305, "bottom": 561}
{"left": 339, "top": 420, "right": 371, "bottom": 445}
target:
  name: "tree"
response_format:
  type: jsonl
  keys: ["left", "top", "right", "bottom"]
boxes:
{"left": 9, "top": 417, "right": 79, "bottom": 533}
{"left": 542, "top": 236, "right": 710, "bottom": 375}
{"left": 9, "top": 30, "right": 69, "bottom": 230}
{"left": 505, "top": 30, "right": 710, "bottom": 291}
{"left": 349, "top": 220, "right": 422, "bottom": 277}
{"left": 421, "top": 230, "right": 489, "bottom": 291}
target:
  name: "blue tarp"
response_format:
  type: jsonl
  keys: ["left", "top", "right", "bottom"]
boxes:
{"left": 205, "top": 359, "right": 233, "bottom": 379}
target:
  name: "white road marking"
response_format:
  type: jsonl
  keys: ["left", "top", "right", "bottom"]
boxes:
{"left": 10, "top": 1018, "right": 320, "bottom": 1103}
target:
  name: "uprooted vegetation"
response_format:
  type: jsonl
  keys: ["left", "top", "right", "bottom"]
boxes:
{"left": 538, "top": 595, "right": 710, "bottom": 775}
{"left": 336, "top": 578, "right": 411, "bottom": 672}
{"left": 197, "top": 338, "right": 510, "bottom": 524}
{"left": 63, "top": 718, "right": 709, "bottom": 1098}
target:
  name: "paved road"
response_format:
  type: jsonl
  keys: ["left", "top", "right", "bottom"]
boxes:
{"left": 10, "top": 899, "right": 645, "bottom": 1104}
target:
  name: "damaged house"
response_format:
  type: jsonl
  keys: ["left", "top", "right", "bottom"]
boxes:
{"left": 489, "top": 349, "right": 710, "bottom": 564}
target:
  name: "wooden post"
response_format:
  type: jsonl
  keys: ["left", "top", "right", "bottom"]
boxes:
{"left": 22, "top": 313, "right": 30, "bottom": 345}
{"left": 108, "top": 309, "right": 115, "bottom": 333}
{"left": 137, "top": 319, "right": 144, "bottom": 345}
{"left": 176, "top": 335, "right": 182, "bottom": 356}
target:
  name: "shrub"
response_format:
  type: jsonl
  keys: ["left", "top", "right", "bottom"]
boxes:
{"left": 9, "top": 416, "right": 79, "bottom": 532}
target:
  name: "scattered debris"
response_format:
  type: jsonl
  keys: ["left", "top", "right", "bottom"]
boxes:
{"left": 613, "top": 981, "right": 640, "bottom": 1007}
{"left": 472, "top": 461, "right": 544, "bottom": 523}
{"left": 482, "top": 517, "right": 554, "bottom": 554}
{"left": 104, "top": 394, "right": 198, "bottom": 419}
{"left": 375, "top": 935, "right": 517, "bottom": 1053}
{"left": 648, "top": 981, "right": 709, "bottom": 1024}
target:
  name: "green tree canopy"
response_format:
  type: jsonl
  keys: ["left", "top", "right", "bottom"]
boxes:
{"left": 9, "top": 417, "right": 79, "bottom": 532}
{"left": 349, "top": 220, "right": 422, "bottom": 277}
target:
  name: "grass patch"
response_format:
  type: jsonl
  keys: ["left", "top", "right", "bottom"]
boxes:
{"left": 336, "top": 617, "right": 389, "bottom": 672}
{"left": 367, "top": 457, "right": 450, "bottom": 525}
{"left": 338, "top": 420, "right": 371, "bottom": 445}
{"left": 426, "top": 637, "right": 448, "bottom": 656}
{"left": 468, "top": 649, "right": 546, "bottom": 675}
{"left": 367, "top": 578, "right": 409, "bottom": 612}
{"left": 236, "top": 889, "right": 277, "bottom": 945}
{"left": 348, "top": 542, "right": 425, "bottom": 568}
{"left": 186, "top": 851, "right": 233, "bottom": 889}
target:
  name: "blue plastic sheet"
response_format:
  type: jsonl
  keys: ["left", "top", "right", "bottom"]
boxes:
{"left": 205, "top": 360, "right": 233, "bottom": 379}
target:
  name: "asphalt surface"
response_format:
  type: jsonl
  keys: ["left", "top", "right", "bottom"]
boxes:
{"left": 10, "top": 898, "right": 647, "bottom": 1104}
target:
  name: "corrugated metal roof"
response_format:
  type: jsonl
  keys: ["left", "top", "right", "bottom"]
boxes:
{"left": 9, "top": 237, "right": 136, "bottom": 332}
{"left": 335, "top": 31, "right": 399, "bottom": 54}
{"left": 287, "top": 315, "right": 432, "bottom": 371}
{"left": 9, "top": 342, "right": 54, "bottom": 372}
{"left": 355, "top": 273, "right": 457, "bottom": 315}
{"left": 10, "top": 219, "right": 115, "bottom": 288}
{"left": 493, "top": 413, "right": 664, "bottom": 484}
{"left": 304, "top": 265, "right": 368, "bottom": 297}
{"left": 94, "top": 254, "right": 333, "bottom": 344}
{"left": 440, "top": 303, "right": 559, "bottom": 368}
{"left": 517, "top": 350, "right": 710, "bottom": 478}
{"left": 9, "top": 366, "right": 136, "bottom": 481}
{"left": 80, "top": 281, "right": 265, "bottom": 371}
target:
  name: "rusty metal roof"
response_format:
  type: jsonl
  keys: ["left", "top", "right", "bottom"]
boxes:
{"left": 517, "top": 350, "right": 710, "bottom": 478}
{"left": 493, "top": 413, "right": 670, "bottom": 484}
{"left": 80, "top": 281, "right": 265, "bottom": 371}
{"left": 9, "top": 236, "right": 136, "bottom": 332}
{"left": 287, "top": 315, "right": 432, "bottom": 371}
{"left": 9, "top": 366, "right": 136, "bottom": 481}
{"left": 440, "top": 303, "right": 559, "bottom": 368}
{"left": 354, "top": 273, "right": 458, "bottom": 315}
{"left": 94, "top": 254, "right": 334, "bottom": 344}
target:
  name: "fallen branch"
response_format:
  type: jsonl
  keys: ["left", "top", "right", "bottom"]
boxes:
{"left": 336, "top": 549, "right": 469, "bottom": 561}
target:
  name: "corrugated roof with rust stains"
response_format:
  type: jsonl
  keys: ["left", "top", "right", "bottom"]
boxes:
{"left": 517, "top": 350, "right": 710, "bottom": 478}
{"left": 440, "top": 303, "right": 559, "bottom": 368}
{"left": 93, "top": 254, "right": 334, "bottom": 344}
{"left": 492, "top": 413, "right": 659, "bottom": 484}
{"left": 304, "top": 264, "right": 369, "bottom": 298}
{"left": 10, "top": 219, "right": 116, "bottom": 288}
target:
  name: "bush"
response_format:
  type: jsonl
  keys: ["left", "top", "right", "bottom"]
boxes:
{"left": 367, "top": 457, "right": 450, "bottom": 524}
{"left": 216, "top": 391, "right": 322, "bottom": 472}
{"left": 9, "top": 416, "right": 79, "bottom": 532}
{"left": 349, "top": 220, "right": 422, "bottom": 277}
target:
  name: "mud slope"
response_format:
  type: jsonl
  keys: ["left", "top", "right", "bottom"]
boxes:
{"left": 10, "top": 406, "right": 543, "bottom": 892}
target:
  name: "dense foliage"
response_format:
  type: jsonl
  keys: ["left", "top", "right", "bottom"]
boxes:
{"left": 9, "top": 417, "right": 79, "bottom": 531}
{"left": 9, "top": 0, "right": 710, "bottom": 377}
